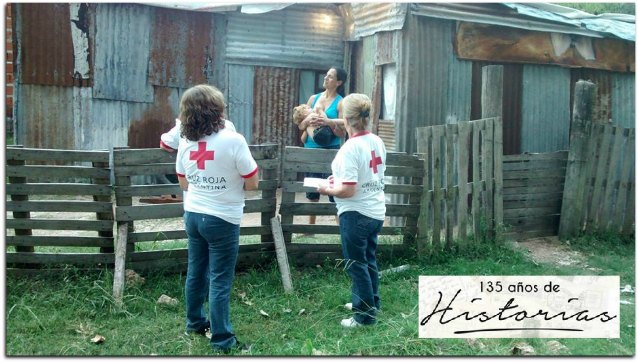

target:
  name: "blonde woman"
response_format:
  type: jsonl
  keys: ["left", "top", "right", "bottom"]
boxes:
{"left": 176, "top": 84, "right": 258, "bottom": 352}
{"left": 317, "top": 93, "right": 386, "bottom": 328}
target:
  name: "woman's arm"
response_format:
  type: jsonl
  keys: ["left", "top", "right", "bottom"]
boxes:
{"left": 243, "top": 171, "right": 259, "bottom": 191}
{"left": 298, "top": 95, "right": 318, "bottom": 131}
{"left": 178, "top": 175, "right": 188, "bottom": 191}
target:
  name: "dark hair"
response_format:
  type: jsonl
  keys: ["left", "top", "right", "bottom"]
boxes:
{"left": 331, "top": 67, "right": 348, "bottom": 97}
{"left": 179, "top": 85, "right": 225, "bottom": 141}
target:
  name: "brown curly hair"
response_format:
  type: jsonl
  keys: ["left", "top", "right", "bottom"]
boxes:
{"left": 179, "top": 84, "right": 226, "bottom": 141}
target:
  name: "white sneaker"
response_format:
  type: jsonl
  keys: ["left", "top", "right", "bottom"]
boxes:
{"left": 344, "top": 303, "right": 353, "bottom": 311}
{"left": 340, "top": 317, "right": 363, "bottom": 328}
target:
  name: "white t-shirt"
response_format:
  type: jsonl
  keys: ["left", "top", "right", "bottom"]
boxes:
{"left": 161, "top": 118, "right": 236, "bottom": 151}
{"left": 176, "top": 128, "right": 258, "bottom": 225}
{"left": 331, "top": 131, "right": 386, "bottom": 221}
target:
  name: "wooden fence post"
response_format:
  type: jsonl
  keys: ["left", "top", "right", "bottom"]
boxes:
{"left": 93, "top": 158, "right": 114, "bottom": 254}
{"left": 7, "top": 145, "right": 36, "bottom": 269}
{"left": 271, "top": 215, "right": 293, "bottom": 293}
{"left": 481, "top": 65, "right": 504, "bottom": 238}
{"left": 559, "top": 80, "right": 597, "bottom": 239}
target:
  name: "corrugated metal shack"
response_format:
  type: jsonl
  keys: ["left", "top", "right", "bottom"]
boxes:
{"left": 11, "top": 3, "right": 635, "bottom": 157}
{"left": 345, "top": 3, "right": 635, "bottom": 155}
{"left": 12, "top": 3, "right": 345, "bottom": 151}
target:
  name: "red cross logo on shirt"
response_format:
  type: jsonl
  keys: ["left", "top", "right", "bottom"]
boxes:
{"left": 369, "top": 150, "right": 383, "bottom": 174}
{"left": 190, "top": 141, "right": 214, "bottom": 170}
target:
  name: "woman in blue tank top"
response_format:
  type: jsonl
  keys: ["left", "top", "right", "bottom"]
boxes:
{"left": 297, "top": 67, "right": 348, "bottom": 227}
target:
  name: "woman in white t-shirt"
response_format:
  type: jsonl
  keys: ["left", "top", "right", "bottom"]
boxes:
{"left": 317, "top": 93, "right": 386, "bottom": 328}
{"left": 175, "top": 85, "right": 258, "bottom": 353}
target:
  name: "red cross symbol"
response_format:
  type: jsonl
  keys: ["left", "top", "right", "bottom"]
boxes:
{"left": 190, "top": 142, "right": 214, "bottom": 170}
{"left": 369, "top": 150, "right": 383, "bottom": 174}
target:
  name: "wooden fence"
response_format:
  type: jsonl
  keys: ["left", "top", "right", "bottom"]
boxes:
{"left": 415, "top": 117, "right": 503, "bottom": 251}
{"left": 6, "top": 146, "right": 113, "bottom": 271}
{"left": 112, "top": 144, "right": 280, "bottom": 272}
{"left": 561, "top": 123, "right": 635, "bottom": 236}
{"left": 278, "top": 146, "right": 423, "bottom": 264}
{"left": 503, "top": 151, "right": 568, "bottom": 239}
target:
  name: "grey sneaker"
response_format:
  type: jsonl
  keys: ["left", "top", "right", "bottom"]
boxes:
{"left": 340, "top": 317, "right": 363, "bottom": 328}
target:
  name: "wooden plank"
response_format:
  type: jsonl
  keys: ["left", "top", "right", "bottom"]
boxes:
{"left": 129, "top": 230, "right": 187, "bottom": 243}
{"left": 6, "top": 165, "right": 111, "bottom": 179}
{"left": 504, "top": 178, "right": 566, "bottom": 188}
{"left": 7, "top": 219, "right": 114, "bottom": 231}
{"left": 256, "top": 158, "right": 280, "bottom": 170}
{"left": 503, "top": 151, "right": 569, "bottom": 162}
{"left": 416, "top": 127, "right": 432, "bottom": 254}
{"left": 7, "top": 147, "right": 109, "bottom": 163}
{"left": 6, "top": 252, "right": 114, "bottom": 264}
{"left": 6, "top": 201, "right": 112, "bottom": 213}
{"left": 504, "top": 198, "right": 562, "bottom": 210}
{"left": 502, "top": 159, "right": 568, "bottom": 171}
{"left": 115, "top": 199, "right": 276, "bottom": 221}
{"left": 404, "top": 158, "right": 424, "bottom": 247}
{"left": 431, "top": 126, "right": 443, "bottom": 248}
{"left": 615, "top": 129, "right": 634, "bottom": 232}
{"left": 6, "top": 183, "right": 112, "bottom": 196}
{"left": 457, "top": 121, "right": 471, "bottom": 242}
{"left": 485, "top": 119, "right": 496, "bottom": 239}
{"left": 587, "top": 124, "right": 614, "bottom": 230}
{"left": 114, "top": 163, "right": 177, "bottom": 177}
{"left": 504, "top": 228, "right": 558, "bottom": 240}
{"left": 260, "top": 158, "right": 278, "bottom": 243}
{"left": 386, "top": 152, "right": 425, "bottom": 168}
{"left": 271, "top": 216, "right": 293, "bottom": 293}
{"left": 503, "top": 192, "right": 564, "bottom": 202}
{"left": 384, "top": 165, "right": 426, "bottom": 178}
{"left": 282, "top": 224, "right": 411, "bottom": 236}
{"left": 6, "top": 235, "right": 114, "bottom": 248}
{"left": 600, "top": 126, "right": 625, "bottom": 229}
{"left": 280, "top": 149, "right": 298, "bottom": 243}
{"left": 112, "top": 148, "right": 177, "bottom": 165}
{"left": 115, "top": 184, "right": 183, "bottom": 197}
{"left": 504, "top": 207, "right": 562, "bottom": 219}
{"left": 7, "top": 152, "right": 35, "bottom": 260}
{"left": 445, "top": 123, "right": 456, "bottom": 248}
{"left": 504, "top": 215, "right": 560, "bottom": 229}
{"left": 471, "top": 121, "right": 481, "bottom": 242}
{"left": 278, "top": 202, "right": 419, "bottom": 216}
{"left": 503, "top": 169, "right": 567, "bottom": 180}
{"left": 503, "top": 185, "right": 565, "bottom": 195}
{"left": 283, "top": 162, "right": 333, "bottom": 174}
{"left": 92, "top": 159, "right": 115, "bottom": 254}
{"left": 113, "top": 223, "right": 128, "bottom": 307}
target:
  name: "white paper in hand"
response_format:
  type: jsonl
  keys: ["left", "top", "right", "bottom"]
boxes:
{"left": 303, "top": 177, "right": 328, "bottom": 188}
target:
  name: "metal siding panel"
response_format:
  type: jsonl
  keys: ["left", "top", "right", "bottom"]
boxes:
{"left": 17, "top": 85, "right": 76, "bottom": 149}
{"left": 149, "top": 8, "right": 213, "bottom": 88}
{"left": 128, "top": 87, "right": 182, "bottom": 149}
{"left": 521, "top": 64, "right": 571, "bottom": 153}
{"left": 299, "top": 71, "right": 316, "bottom": 105}
{"left": 18, "top": 4, "right": 76, "bottom": 86}
{"left": 252, "top": 67, "right": 301, "bottom": 148}
{"left": 93, "top": 3, "right": 153, "bottom": 102}
{"left": 88, "top": 99, "right": 134, "bottom": 150}
{"left": 612, "top": 73, "right": 635, "bottom": 129}
{"left": 226, "top": 5, "right": 344, "bottom": 69}
{"left": 72, "top": 87, "right": 93, "bottom": 150}
{"left": 570, "top": 68, "right": 613, "bottom": 124}
{"left": 351, "top": 3, "right": 407, "bottom": 39}
{"left": 227, "top": 64, "right": 254, "bottom": 141}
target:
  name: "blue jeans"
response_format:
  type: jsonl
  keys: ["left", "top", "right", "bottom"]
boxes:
{"left": 339, "top": 211, "right": 383, "bottom": 325}
{"left": 184, "top": 211, "right": 239, "bottom": 351}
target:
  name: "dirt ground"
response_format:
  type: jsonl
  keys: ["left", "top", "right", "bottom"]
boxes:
{"left": 510, "top": 236, "right": 592, "bottom": 269}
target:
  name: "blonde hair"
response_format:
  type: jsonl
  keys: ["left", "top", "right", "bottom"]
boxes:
{"left": 342, "top": 93, "right": 371, "bottom": 131}
{"left": 179, "top": 84, "right": 226, "bottom": 141}
{"left": 292, "top": 104, "right": 311, "bottom": 125}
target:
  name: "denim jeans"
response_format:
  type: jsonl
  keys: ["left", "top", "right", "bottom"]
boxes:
{"left": 184, "top": 211, "right": 239, "bottom": 351}
{"left": 339, "top": 211, "right": 384, "bottom": 325}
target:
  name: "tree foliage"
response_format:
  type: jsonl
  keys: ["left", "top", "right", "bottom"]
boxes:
{"left": 558, "top": 3, "right": 635, "bottom": 16}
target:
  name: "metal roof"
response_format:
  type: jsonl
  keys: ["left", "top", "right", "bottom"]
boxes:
{"left": 410, "top": 3, "right": 635, "bottom": 41}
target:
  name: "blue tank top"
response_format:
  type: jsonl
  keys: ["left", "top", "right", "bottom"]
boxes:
{"left": 304, "top": 93, "right": 343, "bottom": 149}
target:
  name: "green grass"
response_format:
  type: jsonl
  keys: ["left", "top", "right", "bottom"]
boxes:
{"left": 5, "top": 234, "right": 634, "bottom": 356}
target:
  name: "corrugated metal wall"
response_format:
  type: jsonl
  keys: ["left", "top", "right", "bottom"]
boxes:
{"left": 612, "top": 72, "right": 635, "bottom": 129}
{"left": 148, "top": 8, "right": 214, "bottom": 88}
{"left": 128, "top": 86, "right": 182, "bottom": 149}
{"left": 397, "top": 15, "right": 473, "bottom": 154}
{"left": 93, "top": 3, "right": 154, "bottom": 102}
{"left": 227, "top": 64, "right": 255, "bottom": 141}
{"left": 351, "top": 3, "right": 407, "bottom": 39}
{"left": 252, "top": 67, "right": 301, "bottom": 147}
{"left": 17, "top": 85, "right": 79, "bottom": 149}
{"left": 521, "top": 64, "right": 571, "bottom": 153}
{"left": 18, "top": 3, "right": 81, "bottom": 87}
{"left": 226, "top": 4, "right": 344, "bottom": 70}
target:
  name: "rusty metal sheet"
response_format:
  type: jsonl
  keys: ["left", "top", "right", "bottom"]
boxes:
{"left": 17, "top": 85, "right": 78, "bottom": 149}
{"left": 374, "top": 31, "right": 398, "bottom": 65}
{"left": 252, "top": 67, "right": 301, "bottom": 147}
{"left": 456, "top": 22, "right": 635, "bottom": 73}
{"left": 93, "top": 3, "right": 153, "bottom": 102}
{"left": 127, "top": 87, "right": 182, "bottom": 148}
{"left": 148, "top": 7, "right": 213, "bottom": 88}
{"left": 18, "top": 3, "right": 76, "bottom": 86}
{"left": 227, "top": 64, "right": 255, "bottom": 141}
{"left": 570, "top": 68, "right": 612, "bottom": 124}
